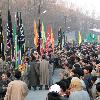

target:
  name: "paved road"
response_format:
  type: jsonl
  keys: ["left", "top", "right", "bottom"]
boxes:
{"left": 25, "top": 90, "right": 48, "bottom": 100}
{"left": 25, "top": 68, "right": 62, "bottom": 100}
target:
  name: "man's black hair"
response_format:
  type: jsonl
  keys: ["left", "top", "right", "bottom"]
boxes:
{"left": 83, "top": 59, "right": 89, "bottom": 64}
{"left": 75, "top": 56, "right": 80, "bottom": 62}
{"left": 96, "top": 60, "right": 100, "bottom": 64}
{"left": 68, "top": 64, "right": 73, "bottom": 69}
{"left": 73, "top": 64, "right": 80, "bottom": 68}
{"left": 32, "top": 55, "right": 36, "bottom": 61}
{"left": 6, "top": 71, "right": 11, "bottom": 78}
{"left": 96, "top": 82, "right": 100, "bottom": 92}
{"left": 61, "top": 77, "right": 72, "bottom": 89}
{"left": 42, "top": 55, "right": 45, "bottom": 59}
{"left": 91, "top": 76, "right": 97, "bottom": 83}
{"left": 56, "top": 80, "right": 66, "bottom": 92}
{"left": 14, "top": 70, "right": 21, "bottom": 79}
{"left": 72, "top": 67, "right": 84, "bottom": 77}
{"left": 47, "top": 92, "right": 61, "bottom": 100}
{"left": 84, "top": 66, "right": 93, "bottom": 73}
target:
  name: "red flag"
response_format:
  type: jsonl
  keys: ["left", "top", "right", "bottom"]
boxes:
{"left": 46, "top": 25, "right": 51, "bottom": 53}
{"left": 51, "top": 27, "right": 54, "bottom": 49}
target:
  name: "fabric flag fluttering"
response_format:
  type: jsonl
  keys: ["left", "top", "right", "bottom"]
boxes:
{"left": 0, "top": 13, "right": 4, "bottom": 58}
{"left": 51, "top": 27, "right": 54, "bottom": 49}
{"left": 46, "top": 25, "right": 51, "bottom": 53}
{"left": 16, "top": 12, "right": 21, "bottom": 65}
{"left": 6, "top": 10, "right": 13, "bottom": 61}
{"left": 13, "top": 13, "right": 18, "bottom": 68}
{"left": 87, "top": 33, "right": 92, "bottom": 43}
{"left": 41, "top": 21, "right": 46, "bottom": 49}
{"left": 81, "top": 32, "right": 85, "bottom": 42}
{"left": 78, "top": 31, "right": 82, "bottom": 46}
{"left": 37, "top": 19, "right": 41, "bottom": 54}
{"left": 19, "top": 12, "right": 25, "bottom": 58}
{"left": 16, "top": 12, "right": 25, "bottom": 65}
{"left": 87, "top": 32, "right": 97, "bottom": 43}
{"left": 92, "top": 33, "right": 97, "bottom": 42}
{"left": 34, "top": 20, "right": 38, "bottom": 48}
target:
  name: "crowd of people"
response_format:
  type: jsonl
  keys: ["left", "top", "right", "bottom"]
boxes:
{"left": 46, "top": 43, "right": 100, "bottom": 100}
{"left": 0, "top": 42, "right": 100, "bottom": 100}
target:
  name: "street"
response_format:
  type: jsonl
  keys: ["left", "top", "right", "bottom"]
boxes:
{"left": 25, "top": 68, "right": 61, "bottom": 100}
{"left": 25, "top": 90, "right": 48, "bottom": 100}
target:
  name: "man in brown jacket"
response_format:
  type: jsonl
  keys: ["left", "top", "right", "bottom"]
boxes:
{"left": 4, "top": 70, "right": 28, "bottom": 100}
{"left": 39, "top": 55, "right": 50, "bottom": 90}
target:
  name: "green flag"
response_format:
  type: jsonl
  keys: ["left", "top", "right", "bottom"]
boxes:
{"left": 13, "top": 14, "right": 18, "bottom": 69}
{"left": 87, "top": 33, "right": 97, "bottom": 43}
{"left": 92, "top": 33, "right": 97, "bottom": 42}
{"left": 41, "top": 22, "right": 46, "bottom": 49}
{"left": 87, "top": 33, "right": 93, "bottom": 43}
{"left": 82, "top": 32, "right": 85, "bottom": 42}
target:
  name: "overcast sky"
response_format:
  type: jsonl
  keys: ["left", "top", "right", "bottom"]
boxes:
{"left": 56, "top": 0, "right": 100, "bottom": 17}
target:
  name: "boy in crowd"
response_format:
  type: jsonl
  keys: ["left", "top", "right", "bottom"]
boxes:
{"left": 4, "top": 70, "right": 28, "bottom": 100}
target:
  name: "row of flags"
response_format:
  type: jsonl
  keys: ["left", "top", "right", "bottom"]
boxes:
{"left": 1, "top": 9, "right": 55, "bottom": 68}
{"left": 78, "top": 31, "right": 97, "bottom": 46}
{"left": 33, "top": 19, "right": 55, "bottom": 55}
{"left": 6, "top": 10, "right": 25, "bottom": 68}
{"left": 0, "top": 9, "right": 98, "bottom": 68}
{"left": 16, "top": 12, "right": 25, "bottom": 65}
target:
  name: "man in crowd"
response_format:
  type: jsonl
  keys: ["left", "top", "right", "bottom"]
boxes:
{"left": 4, "top": 70, "right": 28, "bottom": 100}
{"left": 0, "top": 72, "right": 10, "bottom": 100}
{"left": 27, "top": 54, "right": 40, "bottom": 90}
{"left": 39, "top": 55, "right": 50, "bottom": 90}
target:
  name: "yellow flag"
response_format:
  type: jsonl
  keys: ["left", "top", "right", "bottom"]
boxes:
{"left": 78, "top": 31, "right": 82, "bottom": 46}
{"left": 34, "top": 20, "right": 38, "bottom": 48}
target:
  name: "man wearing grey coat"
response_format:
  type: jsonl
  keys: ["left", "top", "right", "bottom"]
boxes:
{"left": 27, "top": 55, "right": 40, "bottom": 90}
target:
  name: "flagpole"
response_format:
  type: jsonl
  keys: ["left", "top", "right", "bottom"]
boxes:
{"left": 37, "top": 4, "right": 41, "bottom": 55}
{"left": 8, "top": 0, "right": 9, "bottom": 10}
{"left": 64, "top": 16, "right": 66, "bottom": 45}
{"left": 14, "top": 13, "right": 18, "bottom": 69}
{"left": 8, "top": 0, "right": 12, "bottom": 61}
{"left": 0, "top": 12, "right": 2, "bottom": 57}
